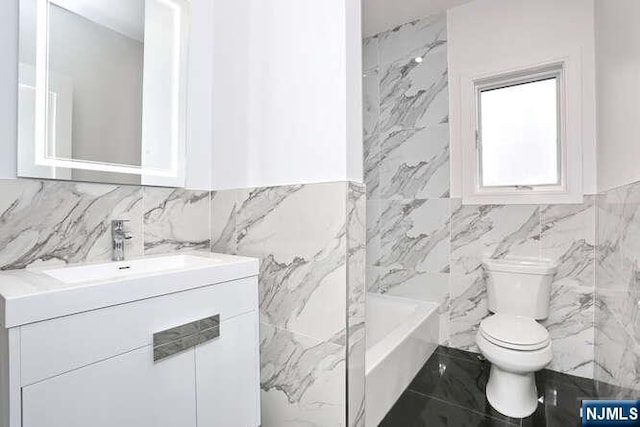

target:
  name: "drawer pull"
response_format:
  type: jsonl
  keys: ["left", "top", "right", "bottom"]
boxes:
{"left": 153, "top": 314, "right": 220, "bottom": 361}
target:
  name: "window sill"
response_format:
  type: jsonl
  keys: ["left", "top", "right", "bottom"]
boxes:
{"left": 462, "top": 191, "right": 584, "bottom": 205}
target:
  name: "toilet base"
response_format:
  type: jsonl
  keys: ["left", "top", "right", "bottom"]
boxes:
{"left": 486, "top": 364, "right": 539, "bottom": 418}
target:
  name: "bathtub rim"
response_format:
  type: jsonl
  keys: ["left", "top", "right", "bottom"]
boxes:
{"left": 365, "top": 293, "right": 439, "bottom": 376}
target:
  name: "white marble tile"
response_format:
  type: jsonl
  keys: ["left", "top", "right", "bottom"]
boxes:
{"left": 595, "top": 181, "right": 640, "bottom": 392}
{"left": 620, "top": 282, "right": 640, "bottom": 345}
{"left": 363, "top": 35, "right": 379, "bottom": 72}
{"left": 209, "top": 184, "right": 357, "bottom": 425}
{"left": 366, "top": 200, "right": 382, "bottom": 293}
{"left": 538, "top": 198, "right": 596, "bottom": 378}
{"left": 619, "top": 184, "right": 640, "bottom": 313}
{"left": 540, "top": 197, "right": 595, "bottom": 285}
{"left": 450, "top": 200, "right": 541, "bottom": 276}
{"left": 595, "top": 191, "right": 626, "bottom": 291}
{"left": 594, "top": 297, "right": 616, "bottom": 392}
{"left": 384, "top": 271, "right": 449, "bottom": 305}
{"left": 438, "top": 295, "right": 451, "bottom": 346}
{"left": 448, "top": 272, "right": 488, "bottom": 352}
{"left": 595, "top": 292, "right": 640, "bottom": 396}
{"left": 235, "top": 183, "right": 348, "bottom": 343}
{"left": 363, "top": 69, "right": 379, "bottom": 139}
{"left": 210, "top": 189, "right": 240, "bottom": 254}
{"left": 374, "top": 197, "right": 450, "bottom": 300}
{"left": 379, "top": 125, "right": 450, "bottom": 199}
{"left": 260, "top": 323, "right": 346, "bottom": 427}
{"left": 363, "top": 134, "right": 381, "bottom": 201}
{"left": 599, "top": 264, "right": 640, "bottom": 347}
{"left": 346, "top": 184, "right": 366, "bottom": 426}
{"left": 363, "top": 15, "right": 453, "bottom": 367}
{"left": 347, "top": 337, "right": 365, "bottom": 427}
{"left": 595, "top": 180, "right": 640, "bottom": 392}
{"left": 448, "top": 200, "right": 599, "bottom": 374}
{"left": 378, "top": 14, "right": 447, "bottom": 67}
{"left": 378, "top": 46, "right": 448, "bottom": 134}
{"left": 347, "top": 183, "right": 366, "bottom": 344}
{"left": 143, "top": 188, "right": 210, "bottom": 255}
{"left": 0, "top": 180, "right": 142, "bottom": 269}
{"left": 233, "top": 185, "right": 344, "bottom": 248}
{"left": 379, "top": 198, "right": 450, "bottom": 276}
{"left": 540, "top": 278, "right": 594, "bottom": 378}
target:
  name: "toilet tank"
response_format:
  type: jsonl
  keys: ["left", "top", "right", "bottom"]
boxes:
{"left": 483, "top": 258, "right": 558, "bottom": 320}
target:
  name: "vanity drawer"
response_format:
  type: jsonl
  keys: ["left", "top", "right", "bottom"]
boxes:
{"left": 19, "top": 276, "right": 258, "bottom": 386}
{"left": 22, "top": 345, "right": 198, "bottom": 427}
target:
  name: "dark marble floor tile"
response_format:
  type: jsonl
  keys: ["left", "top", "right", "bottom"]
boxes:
{"left": 380, "top": 390, "right": 519, "bottom": 427}
{"left": 407, "top": 348, "right": 521, "bottom": 425}
{"left": 536, "top": 369, "right": 596, "bottom": 397}
{"left": 523, "top": 404, "right": 580, "bottom": 427}
{"left": 390, "top": 347, "right": 600, "bottom": 427}
{"left": 523, "top": 381, "right": 590, "bottom": 427}
{"left": 436, "top": 346, "right": 486, "bottom": 364}
{"left": 522, "top": 371, "right": 598, "bottom": 427}
{"left": 596, "top": 381, "right": 640, "bottom": 399}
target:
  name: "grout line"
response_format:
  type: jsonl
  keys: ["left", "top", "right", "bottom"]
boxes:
{"left": 405, "top": 389, "right": 521, "bottom": 426}
{"left": 260, "top": 320, "right": 346, "bottom": 348}
{"left": 592, "top": 195, "right": 598, "bottom": 382}
{"left": 434, "top": 346, "right": 485, "bottom": 364}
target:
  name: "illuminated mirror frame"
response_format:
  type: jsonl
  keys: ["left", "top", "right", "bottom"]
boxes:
{"left": 19, "top": 0, "right": 190, "bottom": 186}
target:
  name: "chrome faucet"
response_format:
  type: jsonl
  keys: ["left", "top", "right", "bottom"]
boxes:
{"left": 111, "top": 220, "right": 133, "bottom": 261}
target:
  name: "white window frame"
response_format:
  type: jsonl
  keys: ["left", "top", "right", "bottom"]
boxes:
{"left": 459, "top": 56, "right": 583, "bottom": 205}
{"left": 476, "top": 66, "right": 563, "bottom": 190}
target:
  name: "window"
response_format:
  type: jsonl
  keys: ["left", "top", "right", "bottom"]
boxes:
{"left": 459, "top": 62, "right": 583, "bottom": 205}
{"left": 478, "top": 76, "right": 559, "bottom": 188}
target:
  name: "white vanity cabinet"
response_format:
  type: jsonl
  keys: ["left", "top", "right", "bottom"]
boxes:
{"left": 22, "top": 344, "right": 199, "bottom": 427}
{"left": 0, "top": 253, "right": 260, "bottom": 427}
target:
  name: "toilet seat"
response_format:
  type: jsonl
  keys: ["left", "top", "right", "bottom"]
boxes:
{"left": 479, "top": 314, "right": 550, "bottom": 351}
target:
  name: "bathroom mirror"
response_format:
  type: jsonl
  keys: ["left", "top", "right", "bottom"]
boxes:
{"left": 17, "top": 0, "right": 190, "bottom": 187}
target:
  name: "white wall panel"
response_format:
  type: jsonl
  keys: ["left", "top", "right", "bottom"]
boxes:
{"left": 595, "top": 0, "right": 640, "bottom": 192}
{"left": 447, "top": 0, "right": 597, "bottom": 197}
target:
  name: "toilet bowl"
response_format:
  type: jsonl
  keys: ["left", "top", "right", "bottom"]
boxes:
{"left": 476, "top": 313, "right": 552, "bottom": 418}
{"left": 477, "top": 257, "right": 558, "bottom": 418}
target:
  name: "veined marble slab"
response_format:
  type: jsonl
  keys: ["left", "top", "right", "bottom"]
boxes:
{"left": 143, "top": 188, "right": 210, "bottom": 254}
{"left": 0, "top": 180, "right": 142, "bottom": 270}
{"left": 260, "top": 323, "right": 346, "bottom": 427}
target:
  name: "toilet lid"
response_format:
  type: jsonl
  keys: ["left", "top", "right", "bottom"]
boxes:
{"left": 479, "top": 314, "right": 550, "bottom": 351}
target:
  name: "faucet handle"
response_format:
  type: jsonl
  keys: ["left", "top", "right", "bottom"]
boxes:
{"left": 111, "top": 220, "right": 133, "bottom": 239}
{"left": 112, "top": 219, "right": 130, "bottom": 229}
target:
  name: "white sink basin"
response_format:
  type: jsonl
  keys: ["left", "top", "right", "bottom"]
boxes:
{"left": 0, "top": 252, "right": 259, "bottom": 328}
{"left": 42, "top": 254, "right": 217, "bottom": 284}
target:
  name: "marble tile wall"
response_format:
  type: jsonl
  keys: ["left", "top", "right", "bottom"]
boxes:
{"left": 364, "top": 14, "right": 450, "bottom": 307}
{"left": 595, "top": 182, "right": 640, "bottom": 397}
{"left": 448, "top": 199, "right": 596, "bottom": 378}
{"left": 142, "top": 188, "right": 210, "bottom": 255}
{"left": 0, "top": 178, "right": 211, "bottom": 270}
{"left": 210, "top": 182, "right": 362, "bottom": 427}
{"left": 0, "top": 178, "right": 361, "bottom": 425}
{"left": 364, "top": 14, "right": 596, "bottom": 379}
{"left": 347, "top": 183, "right": 366, "bottom": 427}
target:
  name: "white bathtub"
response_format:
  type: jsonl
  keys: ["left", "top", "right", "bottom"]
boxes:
{"left": 365, "top": 293, "right": 440, "bottom": 427}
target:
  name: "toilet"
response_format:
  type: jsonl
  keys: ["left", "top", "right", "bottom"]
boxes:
{"left": 476, "top": 257, "right": 558, "bottom": 418}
